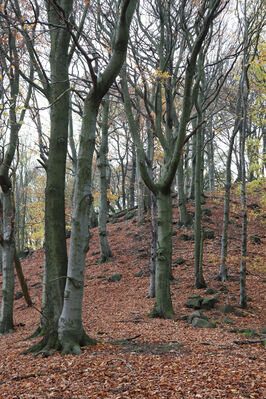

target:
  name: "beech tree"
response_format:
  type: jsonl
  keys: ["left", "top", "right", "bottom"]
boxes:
{"left": 121, "top": 0, "right": 228, "bottom": 318}
{"left": 97, "top": 96, "right": 113, "bottom": 262}
{"left": 0, "top": 22, "right": 32, "bottom": 333}
{"left": 58, "top": 0, "right": 137, "bottom": 355}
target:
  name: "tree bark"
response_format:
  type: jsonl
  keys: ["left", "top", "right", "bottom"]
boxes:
{"left": 27, "top": 0, "right": 74, "bottom": 353}
{"left": 0, "top": 190, "right": 15, "bottom": 334}
{"left": 151, "top": 190, "right": 174, "bottom": 318}
{"left": 98, "top": 97, "right": 112, "bottom": 262}
{"left": 58, "top": 0, "right": 138, "bottom": 354}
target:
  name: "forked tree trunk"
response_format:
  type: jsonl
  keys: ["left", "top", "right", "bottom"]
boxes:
{"left": 58, "top": 0, "right": 138, "bottom": 354}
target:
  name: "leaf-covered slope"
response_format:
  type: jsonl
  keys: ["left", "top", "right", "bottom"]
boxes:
{"left": 0, "top": 188, "right": 265, "bottom": 398}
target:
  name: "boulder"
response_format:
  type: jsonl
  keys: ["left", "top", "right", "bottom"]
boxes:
{"left": 219, "top": 304, "right": 235, "bottom": 314}
{"left": 192, "top": 318, "right": 216, "bottom": 328}
{"left": 187, "top": 311, "right": 208, "bottom": 324}
{"left": 201, "top": 296, "right": 218, "bottom": 310}
{"left": 185, "top": 294, "right": 203, "bottom": 309}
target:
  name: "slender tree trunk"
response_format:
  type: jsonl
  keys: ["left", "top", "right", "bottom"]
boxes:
{"left": 262, "top": 127, "right": 266, "bottom": 177}
{"left": 188, "top": 133, "right": 196, "bottom": 200}
{"left": 136, "top": 160, "right": 145, "bottom": 223}
{"left": 148, "top": 192, "right": 157, "bottom": 298}
{"left": 14, "top": 248, "right": 32, "bottom": 306}
{"left": 219, "top": 96, "right": 241, "bottom": 281}
{"left": 0, "top": 245, "right": 2, "bottom": 275}
{"left": 206, "top": 121, "right": 215, "bottom": 192}
{"left": 177, "top": 155, "right": 192, "bottom": 227}
{"left": 239, "top": 0, "right": 251, "bottom": 308}
{"left": 98, "top": 98, "right": 112, "bottom": 263}
{"left": 129, "top": 144, "right": 136, "bottom": 208}
{"left": 0, "top": 190, "right": 15, "bottom": 334}
{"left": 219, "top": 136, "right": 235, "bottom": 281}
{"left": 194, "top": 115, "right": 206, "bottom": 289}
{"left": 194, "top": 72, "right": 206, "bottom": 289}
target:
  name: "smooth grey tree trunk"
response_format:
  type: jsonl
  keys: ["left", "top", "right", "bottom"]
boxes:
{"left": 188, "top": 133, "right": 196, "bottom": 200}
{"left": 219, "top": 94, "right": 241, "bottom": 281}
{"left": 58, "top": 0, "right": 138, "bottom": 354}
{"left": 151, "top": 190, "right": 174, "bottom": 317}
{"left": 177, "top": 156, "right": 192, "bottom": 227}
{"left": 239, "top": 0, "right": 249, "bottom": 308}
{"left": 148, "top": 193, "right": 157, "bottom": 298}
{"left": 98, "top": 97, "right": 112, "bottom": 263}
{"left": 129, "top": 144, "right": 136, "bottom": 208}
{"left": 0, "top": 190, "right": 15, "bottom": 334}
{"left": 206, "top": 121, "right": 215, "bottom": 192}
{"left": 194, "top": 86, "right": 206, "bottom": 289}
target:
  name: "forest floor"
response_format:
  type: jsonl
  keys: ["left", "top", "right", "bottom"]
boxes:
{"left": 0, "top": 185, "right": 265, "bottom": 399}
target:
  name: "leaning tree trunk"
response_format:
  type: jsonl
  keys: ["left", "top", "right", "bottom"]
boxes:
{"left": 98, "top": 97, "right": 112, "bottom": 263}
{"left": 0, "top": 190, "right": 15, "bottom": 334}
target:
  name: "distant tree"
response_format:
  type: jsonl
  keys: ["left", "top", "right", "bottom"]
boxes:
{"left": 0, "top": 24, "right": 32, "bottom": 333}
{"left": 97, "top": 96, "right": 113, "bottom": 262}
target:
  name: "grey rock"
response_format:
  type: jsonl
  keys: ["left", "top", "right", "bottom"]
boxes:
{"left": 219, "top": 304, "right": 235, "bottom": 314}
{"left": 201, "top": 296, "right": 218, "bottom": 310}
{"left": 187, "top": 311, "right": 208, "bottom": 324}
{"left": 192, "top": 318, "right": 216, "bottom": 328}
{"left": 185, "top": 295, "right": 203, "bottom": 309}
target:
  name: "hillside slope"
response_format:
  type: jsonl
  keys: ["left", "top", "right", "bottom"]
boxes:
{"left": 0, "top": 188, "right": 265, "bottom": 398}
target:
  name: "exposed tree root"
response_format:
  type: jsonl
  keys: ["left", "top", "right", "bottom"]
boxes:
{"left": 60, "top": 329, "right": 97, "bottom": 355}
{"left": 23, "top": 331, "right": 61, "bottom": 356}
{"left": 26, "top": 326, "right": 45, "bottom": 340}
{"left": 149, "top": 308, "right": 175, "bottom": 320}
